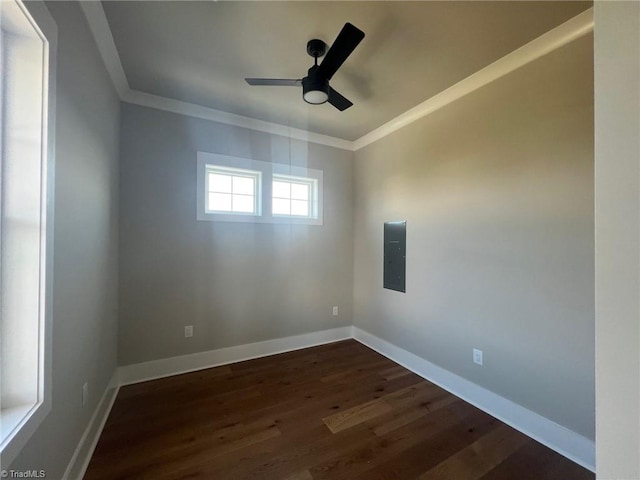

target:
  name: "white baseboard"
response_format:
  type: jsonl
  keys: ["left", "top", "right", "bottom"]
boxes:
{"left": 118, "top": 326, "right": 354, "bottom": 386}
{"left": 62, "top": 325, "right": 594, "bottom": 478}
{"left": 63, "top": 371, "right": 120, "bottom": 480}
{"left": 352, "top": 326, "right": 595, "bottom": 472}
{"left": 62, "top": 327, "right": 351, "bottom": 479}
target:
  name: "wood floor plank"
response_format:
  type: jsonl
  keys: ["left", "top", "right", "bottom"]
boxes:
{"left": 221, "top": 420, "right": 378, "bottom": 480}
{"left": 311, "top": 401, "right": 495, "bottom": 480}
{"left": 320, "top": 358, "right": 390, "bottom": 383}
{"left": 322, "top": 399, "right": 393, "bottom": 433}
{"left": 310, "top": 401, "right": 472, "bottom": 480}
{"left": 379, "top": 365, "right": 412, "bottom": 380}
{"left": 371, "top": 385, "right": 458, "bottom": 437}
{"left": 417, "top": 423, "right": 529, "bottom": 480}
{"left": 205, "top": 367, "right": 418, "bottom": 438}
{"left": 116, "top": 365, "right": 233, "bottom": 400}
{"left": 478, "top": 439, "right": 595, "bottom": 480}
{"left": 89, "top": 417, "right": 282, "bottom": 479}
{"left": 284, "top": 470, "right": 314, "bottom": 480}
{"left": 85, "top": 340, "right": 594, "bottom": 480}
{"left": 373, "top": 407, "right": 431, "bottom": 437}
{"left": 351, "top": 405, "right": 500, "bottom": 480}
{"left": 159, "top": 423, "right": 333, "bottom": 480}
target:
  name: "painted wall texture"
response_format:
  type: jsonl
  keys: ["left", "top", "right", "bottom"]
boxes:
{"left": 594, "top": 2, "right": 640, "bottom": 478}
{"left": 118, "top": 103, "right": 353, "bottom": 366}
{"left": 353, "top": 35, "right": 595, "bottom": 439}
{"left": 8, "top": 1, "right": 120, "bottom": 477}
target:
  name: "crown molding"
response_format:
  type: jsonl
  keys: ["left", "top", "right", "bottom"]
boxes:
{"left": 352, "top": 8, "right": 594, "bottom": 151}
{"left": 80, "top": 2, "right": 593, "bottom": 153}
{"left": 123, "top": 89, "right": 354, "bottom": 150}
{"left": 78, "top": 0, "right": 128, "bottom": 98}
{"left": 78, "top": 0, "right": 354, "bottom": 151}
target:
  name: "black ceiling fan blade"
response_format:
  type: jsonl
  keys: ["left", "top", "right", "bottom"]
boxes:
{"left": 245, "top": 78, "right": 302, "bottom": 86}
{"left": 328, "top": 87, "right": 353, "bottom": 111}
{"left": 317, "top": 23, "right": 365, "bottom": 81}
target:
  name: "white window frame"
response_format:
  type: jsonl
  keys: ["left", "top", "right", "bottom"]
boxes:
{"left": 0, "top": 0, "right": 56, "bottom": 467}
{"left": 272, "top": 174, "right": 319, "bottom": 220}
{"left": 197, "top": 152, "right": 323, "bottom": 226}
{"left": 204, "top": 165, "right": 261, "bottom": 216}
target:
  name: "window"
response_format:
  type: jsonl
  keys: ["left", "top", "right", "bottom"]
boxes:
{"left": 205, "top": 166, "right": 261, "bottom": 215}
{"left": 197, "top": 152, "right": 323, "bottom": 225}
{"left": 272, "top": 175, "right": 318, "bottom": 219}
{"left": 1, "top": 0, "right": 56, "bottom": 466}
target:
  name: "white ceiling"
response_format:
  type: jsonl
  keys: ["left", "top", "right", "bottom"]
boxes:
{"left": 100, "top": 1, "right": 591, "bottom": 142}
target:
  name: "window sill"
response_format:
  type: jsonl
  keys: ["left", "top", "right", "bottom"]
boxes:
{"left": 1, "top": 404, "right": 35, "bottom": 442}
{"left": 1, "top": 400, "right": 50, "bottom": 468}
{"left": 198, "top": 212, "right": 323, "bottom": 226}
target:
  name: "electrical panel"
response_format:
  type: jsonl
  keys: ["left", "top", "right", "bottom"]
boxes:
{"left": 384, "top": 221, "right": 406, "bottom": 293}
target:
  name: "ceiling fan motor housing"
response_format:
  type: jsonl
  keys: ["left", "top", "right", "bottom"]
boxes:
{"left": 307, "top": 39, "right": 327, "bottom": 59}
{"left": 302, "top": 65, "right": 329, "bottom": 104}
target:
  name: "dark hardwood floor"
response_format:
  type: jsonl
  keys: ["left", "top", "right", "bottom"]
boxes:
{"left": 85, "top": 340, "right": 594, "bottom": 480}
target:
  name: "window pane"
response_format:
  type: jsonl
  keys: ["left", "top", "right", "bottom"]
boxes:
{"left": 208, "top": 192, "right": 232, "bottom": 211}
{"left": 233, "top": 176, "right": 254, "bottom": 195}
{"left": 272, "top": 198, "right": 291, "bottom": 215}
{"left": 291, "top": 183, "right": 309, "bottom": 201}
{"left": 208, "top": 173, "right": 232, "bottom": 193}
{"left": 1, "top": 0, "right": 49, "bottom": 429}
{"left": 291, "top": 200, "right": 309, "bottom": 216}
{"left": 272, "top": 181, "right": 291, "bottom": 199}
{"left": 232, "top": 194, "right": 255, "bottom": 213}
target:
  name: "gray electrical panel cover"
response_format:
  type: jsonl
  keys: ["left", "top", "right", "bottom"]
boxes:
{"left": 384, "top": 221, "right": 406, "bottom": 293}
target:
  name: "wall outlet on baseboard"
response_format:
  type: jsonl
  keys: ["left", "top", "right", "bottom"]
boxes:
{"left": 473, "top": 348, "right": 483, "bottom": 366}
{"left": 82, "top": 382, "right": 89, "bottom": 407}
{"left": 332, "top": 306, "right": 339, "bottom": 316}
{"left": 184, "top": 325, "right": 194, "bottom": 338}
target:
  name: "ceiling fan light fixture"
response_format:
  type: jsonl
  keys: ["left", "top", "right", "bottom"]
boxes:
{"left": 303, "top": 89, "right": 329, "bottom": 105}
{"left": 302, "top": 69, "right": 329, "bottom": 105}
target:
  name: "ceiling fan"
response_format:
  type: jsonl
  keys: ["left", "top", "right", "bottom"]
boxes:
{"left": 245, "top": 23, "right": 365, "bottom": 111}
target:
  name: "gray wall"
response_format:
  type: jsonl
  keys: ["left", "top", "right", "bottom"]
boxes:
{"left": 353, "top": 35, "right": 594, "bottom": 439}
{"left": 118, "top": 104, "right": 353, "bottom": 366}
{"left": 594, "top": 2, "right": 640, "bottom": 477}
{"left": 8, "top": 1, "right": 120, "bottom": 478}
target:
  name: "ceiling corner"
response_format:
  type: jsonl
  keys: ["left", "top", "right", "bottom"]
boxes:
{"left": 78, "top": 0, "right": 129, "bottom": 99}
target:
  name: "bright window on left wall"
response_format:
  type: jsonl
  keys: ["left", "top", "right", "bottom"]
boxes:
{"left": 0, "top": 0, "right": 56, "bottom": 465}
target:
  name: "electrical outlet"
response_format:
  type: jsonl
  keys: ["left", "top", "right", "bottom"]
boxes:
{"left": 473, "top": 348, "right": 483, "bottom": 366}
{"left": 332, "top": 306, "right": 339, "bottom": 316}
{"left": 184, "top": 325, "right": 194, "bottom": 338}
{"left": 82, "top": 382, "right": 89, "bottom": 407}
